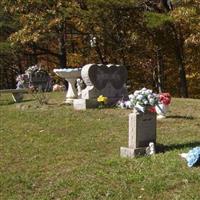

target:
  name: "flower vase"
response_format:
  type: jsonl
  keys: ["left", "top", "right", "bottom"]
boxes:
{"left": 155, "top": 103, "right": 169, "bottom": 119}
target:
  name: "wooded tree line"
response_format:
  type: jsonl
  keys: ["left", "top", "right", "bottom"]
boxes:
{"left": 0, "top": 0, "right": 200, "bottom": 98}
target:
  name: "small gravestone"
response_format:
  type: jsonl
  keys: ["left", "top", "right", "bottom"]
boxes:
{"left": 29, "top": 69, "right": 51, "bottom": 91}
{"left": 12, "top": 93, "right": 24, "bottom": 103}
{"left": 73, "top": 64, "right": 128, "bottom": 110}
{"left": 120, "top": 109, "right": 156, "bottom": 157}
{"left": 16, "top": 65, "right": 52, "bottom": 92}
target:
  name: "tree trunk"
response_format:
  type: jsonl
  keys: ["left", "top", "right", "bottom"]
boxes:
{"left": 58, "top": 32, "right": 67, "bottom": 68}
{"left": 171, "top": 24, "right": 188, "bottom": 98}
{"left": 58, "top": 21, "right": 67, "bottom": 68}
{"left": 11, "top": 70, "right": 16, "bottom": 89}
{"left": 33, "top": 45, "right": 38, "bottom": 64}
{"left": 95, "top": 44, "right": 107, "bottom": 64}
{"left": 18, "top": 59, "right": 24, "bottom": 74}
{"left": 4, "top": 68, "right": 9, "bottom": 89}
{"left": 176, "top": 52, "right": 188, "bottom": 98}
{"left": 156, "top": 47, "right": 164, "bottom": 93}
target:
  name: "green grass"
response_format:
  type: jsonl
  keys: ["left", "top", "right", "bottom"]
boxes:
{"left": 0, "top": 92, "right": 200, "bottom": 200}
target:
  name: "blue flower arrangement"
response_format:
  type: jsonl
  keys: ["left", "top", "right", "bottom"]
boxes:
{"left": 182, "top": 147, "right": 200, "bottom": 167}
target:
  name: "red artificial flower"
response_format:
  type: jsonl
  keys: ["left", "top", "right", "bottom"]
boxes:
{"left": 159, "top": 93, "right": 171, "bottom": 105}
{"left": 148, "top": 107, "right": 156, "bottom": 113}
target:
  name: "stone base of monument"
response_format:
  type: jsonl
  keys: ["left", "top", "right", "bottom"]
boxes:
{"left": 157, "top": 115, "right": 166, "bottom": 120}
{"left": 73, "top": 99, "right": 99, "bottom": 110}
{"left": 120, "top": 147, "right": 147, "bottom": 158}
{"left": 64, "top": 98, "right": 75, "bottom": 105}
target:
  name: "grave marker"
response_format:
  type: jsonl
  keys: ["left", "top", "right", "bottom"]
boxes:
{"left": 120, "top": 109, "right": 157, "bottom": 158}
{"left": 74, "top": 64, "right": 128, "bottom": 110}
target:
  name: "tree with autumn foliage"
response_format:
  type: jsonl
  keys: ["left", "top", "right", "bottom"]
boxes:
{"left": 1, "top": 0, "right": 86, "bottom": 68}
{"left": 1, "top": 0, "right": 200, "bottom": 98}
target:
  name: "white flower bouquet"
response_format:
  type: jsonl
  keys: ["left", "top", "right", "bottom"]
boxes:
{"left": 25, "top": 65, "right": 42, "bottom": 78}
{"left": 129, "top": 88, "right": 158, "bottom": 112}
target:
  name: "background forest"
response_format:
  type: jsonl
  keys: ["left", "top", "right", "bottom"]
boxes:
{"left": 0, "top": 0, "right": 200, "bottom": 98}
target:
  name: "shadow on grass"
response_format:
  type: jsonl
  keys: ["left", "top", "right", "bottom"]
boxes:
{"left": 0, "top": 98, "right": 35, "bottom": 106}
{"left": 0, "top": 101, "right": 15, "bottom": 106}
{"left": 157, "top": 142, "right": 200, "bottom": 153}
{"left": 167, "top": 115, "right": 194, "bottom": 120}
{"left": 21, "top": 99, "right": 35, "bottom": 103}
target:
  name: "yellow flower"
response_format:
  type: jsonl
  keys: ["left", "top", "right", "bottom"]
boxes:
{"left": 97, "top": 95, "right": 108, "bottom": 104}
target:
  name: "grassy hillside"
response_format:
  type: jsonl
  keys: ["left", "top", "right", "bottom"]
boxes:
{"left": 0, "top": 92, "right": 200, "bottom": 200}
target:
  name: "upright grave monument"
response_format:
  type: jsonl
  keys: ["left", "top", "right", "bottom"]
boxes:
{"left": 28, "top": 68, "right": 51, "bottom": 91}
{"left": 120, "top": 109, "right": 157, "bottom": 157}
{"left": 73, "top": 64, "right": 128, "bottom": 110}
{"left": 16, "top": 65, "right": 52, "bottom": 92}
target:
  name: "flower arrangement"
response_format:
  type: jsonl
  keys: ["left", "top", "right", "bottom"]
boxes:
{"left": 158, "top": 93, "right": 171, "bottom": 105}
{"left": 25, "top": 65, "right": 40, "bottom": 76}
{"left": 129, "top": 88, "right": 158, "bottom": 112}
{"left": 155, "top": 93, "right": 171, "bottom": 118}
{"left": 180, "top": 147, "right": 200, "bottom": 167}
{"left": 116, "top": 99, "right": 132, "bottom": 109}
{"left": 97, "top": 95, "right": 108, "bottom": 108}
{"left": 16, "top": 74, "right": 29, "bottom": 89}
{"left": 116, "top": 88, "right": 158, "bottom": 112}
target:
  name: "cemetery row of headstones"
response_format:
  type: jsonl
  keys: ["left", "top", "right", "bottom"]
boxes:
{"left": 15, "top": 63, "right": 199, "bottom": 165}
{"left": 54, "top": 64, "right": 129, "bottom": 109}
{"left": 54, "top": 64, "right": 171, "bottom": 158}
{"left": 15, "top": 63, "right": 170, "bottom": 158}
{"left": 14, "top": 63, "right": 171, "bottom": 158}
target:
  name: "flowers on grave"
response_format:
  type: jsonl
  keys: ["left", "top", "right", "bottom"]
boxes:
{"left": 155, "top": 93, "right": 171, "bottom": 117}
{"left": 158, "top": 93, "right": 171, "bottom": 105}
{"left": 180, "top": 147, "right": 200, "bottom": 167}
{"left": 97, "top": 95, "right": 108, "bottom": 108}
{"left": 16, "top": 74, "right": 29, "bottom": 89}
{"left": 25, "top": 65, "right": 40, "bottom": 76}
{"left": 116, "top": 88, "right": 158, "bottom": 112}
{"left": 116, "top": 99, "right": 133, "bottom": 109}
{"left": 97, "top": 95, "right": 108, "bottom": 104}
{"left": 129, "top": 88, "right": 158, "bottom": 112}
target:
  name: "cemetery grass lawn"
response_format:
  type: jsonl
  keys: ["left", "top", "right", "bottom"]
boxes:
{"left": 1, "top": 92, "right": 200, "bottom": 200}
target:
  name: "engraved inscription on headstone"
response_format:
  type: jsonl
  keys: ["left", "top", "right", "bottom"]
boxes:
{"left": 135, "top": 112, "right": 156, "bottom": 148}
